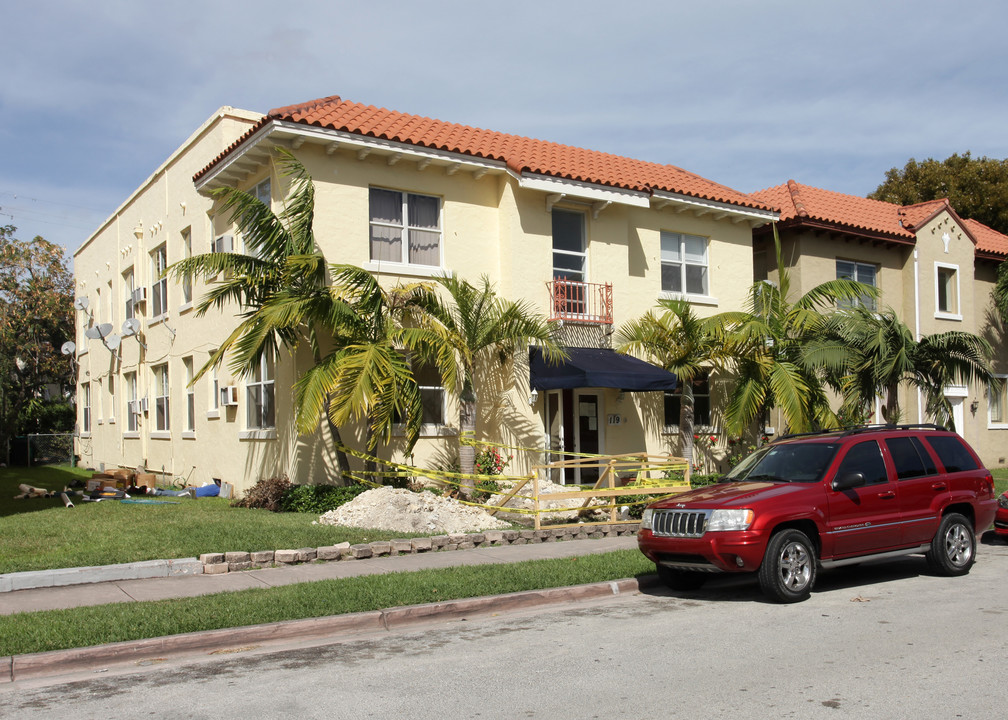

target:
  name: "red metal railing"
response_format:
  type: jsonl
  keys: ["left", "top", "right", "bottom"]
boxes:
{"left": 548, "top": 279, "right": 613, "bottom": 325}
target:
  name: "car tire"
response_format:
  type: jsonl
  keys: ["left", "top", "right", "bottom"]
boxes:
{"left": 758, "top": 529, "right": 817, "bottom": 603}
{"left": 926, "top": 513, "right": 975, "bottom": 576}
{"left": 657, "top": 565, "right": 707, "bottom": 591}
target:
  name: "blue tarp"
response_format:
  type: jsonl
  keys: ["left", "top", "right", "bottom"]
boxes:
{"left": 529, "top": 347, "right": 678, "bottom": 392}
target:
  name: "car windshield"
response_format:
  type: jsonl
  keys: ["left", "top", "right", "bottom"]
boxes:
{"left": 724, "top": 442, "right": 840, "bottom": 483}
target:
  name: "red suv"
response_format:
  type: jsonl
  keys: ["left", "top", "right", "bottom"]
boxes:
{"left": 638, "top": 425, "right": 997, "bottom": 602}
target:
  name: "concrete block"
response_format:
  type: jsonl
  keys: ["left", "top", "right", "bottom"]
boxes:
{"left": 468, "top": 533, "right": 485, "bottom": 545}
{"left": 250, "top": 551, "right": 275, "bottom": 565}
{"left": 316, "top": 545, "right": 343, "bottom": 561}
{"left": 167, "top": 559, "right": 203, "bottom": 576}
{"left": 483, "top": 530, "right": 504, "bottom": 544}
{"left": 410, "top": 538, "right": 432, "bottom": 552}
{"left": 228, "top": 561, "right": 252, "bottom": 572}
{"left": 203, "top": 563, "right": 229, "bottom": 575}
{"left": 296, "top": 548, "right": 317, "bottom": 562}
{"left": 390, "top": 539, "right": 413, "bottom": 554}
{"left": 447, "top": 533, "right": 468, "bottom": 545}
{"left": 224, "top": 551, "right": 250, "bottom": 564}
{"left": 349, "top": 544, "right": 373, "bottom": 559}
{"left": 369, "top": 542, "right": 391, "bottom": 557}
{"left": 456, "top": 541, "right": 475, "bottom": 550}
{"left": 274, "top": 549, "right": 299, "bottom": 564}
{"left": 430, "top": 535, "right": 449, "bottom": 549}
{"left": 502, "top": 530, "right": 519, "bottom": 542}
{"left": 199, "top": 553, "right": 225, "bottom": 565}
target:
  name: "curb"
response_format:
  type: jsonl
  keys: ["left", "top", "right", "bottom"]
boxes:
{"left": 2, "top": 577, "right": 645, "bottom": 683}
{"left": 0, "top": 558, "right": 203, "bottom": 593}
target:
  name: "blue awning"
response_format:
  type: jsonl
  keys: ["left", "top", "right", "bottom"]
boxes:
{"left": 529, "top": 347, "right": 678, "bottom": 392}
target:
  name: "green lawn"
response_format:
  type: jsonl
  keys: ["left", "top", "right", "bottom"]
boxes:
{"left": 0, "top": 465, "right": 416, "bottom": 574}
{"left": 0, "top": 550, "right": 654, "bottom": 656}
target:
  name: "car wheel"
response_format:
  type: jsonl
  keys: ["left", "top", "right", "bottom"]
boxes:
{"left": 758, "top": 529, "right": 817, "bottom": 603}
{"left": 926, "top": 513, "right": 975, "bottom": 576}
{"left": 657, "top": 565, "right": 707, "bottom": 591}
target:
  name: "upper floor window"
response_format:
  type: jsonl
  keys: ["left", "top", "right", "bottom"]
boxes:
{"left": 935, "top": 263, "right": 960, "bottom": 318}
{"left": 836, "top": 259, "right": 876, "bottom": 310}
{"left": 369, "top": 188, "right": 441, "bottom": 267}
{"left": 552, "top": 209, "right": 586, "bottom": 283}
{"left": 123, "top": 269, "right": 135, "bottom": 320}
{"left": 181, "top": 228, "right": 193, "bottom": 305}
{"left": 125, "top": 372, "right": 138, "bottom": 433}
{"left": 252, "top": 178, "right": 271, "bottom": 206}
{"left": 81, "top": 383, "right": 91, "bottom": 434}
{"left": 246, "top": 352, "right": 275, "bottom": 430}
{"left": 661, "top": 232, "right": 708, "bottom": 296}
{"left": 151, "top": 245, "right": 168, "bottom": 318}
{"left": 184, "top": 356, "right": 195, "bottom": 433}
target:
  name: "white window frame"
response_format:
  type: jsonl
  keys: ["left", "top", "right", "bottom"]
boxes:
{"left": 836, "top": 259, "right": 877, "bottom": 310}
{"left": 151, "top": 245, "right": 168, "bottom": 319}
{"left": 183, "top": 356, "right": 195, "bottom": 436}
{"left": 552, "top": 208, "right": 587, "bottom": 284}
{"left": 123, "top": 269, "right": 135, "bottom": 320}
{"left": 107, "top": 375, "right": 115, "bottom": 425}
{"left": 153, "top": 363, "right": 170, "bottom": 434}
{"left": 125, "top": 371, "right": 138, "bottom": 434}
{"left": 181, "top": 227, "right": 193, "bottom": 307}
{"left": 207, "top": 353, "right": 220, "bottom": 419}
{"left": 660, "top": 231, "right": 713, "bottom": 303}
{"left": 81, "top": 383, "right": 91, "bottom": 435}
{"left": 934, "top": 262, "right": 961, "bottom": 320}
{"left": 989, "top": 375, "right": 1008, "bottom": 429}
{"left": 366, "top": 187, "right": 443, "bottom": 272}
{"left": 245, "top": 352, "right": 275, "bottom": 432}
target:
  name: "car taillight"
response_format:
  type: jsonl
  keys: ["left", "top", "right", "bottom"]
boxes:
{"left": 984, "top": 473, "right": 995, "bottom": 497}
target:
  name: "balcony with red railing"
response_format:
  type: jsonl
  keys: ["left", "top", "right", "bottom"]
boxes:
{"left": 547, "top": 278, "right": 613, "bottom": 325}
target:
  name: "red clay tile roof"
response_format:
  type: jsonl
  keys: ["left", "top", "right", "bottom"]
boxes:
{"left": 750, "top": 181, "right": 914, "bottom": 241}
{"left": 897, "top": 198, "right": 952, "bottom": 231}
{"left": 195, "top": 95, "right": 775, "bottom": 212}
{"left": 964, "top": 218, "right": 1008, "bottom": 259}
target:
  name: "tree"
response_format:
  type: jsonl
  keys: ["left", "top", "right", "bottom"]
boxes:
{"left": 168, "top": 150, "right": 360, "bottom": 478}
{"left": 617, "top": 297, "right": 721, "bottom": 472}
{"left": 825, "top": 305, "right": 995, "bottom": 429}
{"left": 0, "top": 226, "right": 75, "bottom": 461}
{"left": 710, "top": 228, "right": 871, "bottom": 437}
{"left": 994, "top": 260, "right": 1008, "bottom": 329}
{"left": 869, "top": 152, "right": 1008, "bottom": 235}
{"left": 417, "top": 273, "right": 563, "bottom": 488}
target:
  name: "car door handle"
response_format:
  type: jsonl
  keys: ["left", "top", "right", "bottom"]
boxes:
{"left": 877, "top": 491, "right": 896, "bottom": 499}
{"left": 931, "top": 482, "right": 948, "bottom": 491}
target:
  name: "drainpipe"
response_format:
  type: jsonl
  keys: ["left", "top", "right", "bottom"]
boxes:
{"left": 913, "top": 247, "right": 923, "bottom": 423}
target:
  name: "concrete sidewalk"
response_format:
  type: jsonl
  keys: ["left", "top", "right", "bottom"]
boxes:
{"left": 1, "top": 535, "right": 639, "bottom": 616}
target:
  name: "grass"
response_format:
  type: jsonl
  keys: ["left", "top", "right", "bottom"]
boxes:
{"left": 0, "top": 465, "right": 420, "bottom": 574}
{"left": 0, "top": 550, "right": 653, "bottom": 656}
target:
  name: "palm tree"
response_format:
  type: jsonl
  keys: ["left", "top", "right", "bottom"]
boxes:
{"left": 826, "top": 305, "right": 995, "bottom": 428}
{"left": 994, "top": 260, "right": 1008, "bottom": 328}
{"left": 417, "top": 273, "right": 563, "bottom": 489}
{"left": 168, "top": 149, "right": 356, "bottom": 478}
{"left": 617, "top": 297, "right": 721, "bottom": 474}
{"left": 711, "top": 227, "right": 871, "bottom": 437}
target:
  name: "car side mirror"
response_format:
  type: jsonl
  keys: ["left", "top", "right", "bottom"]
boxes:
{"left": 832, "top": 472, "right": 866, "bottom": 492}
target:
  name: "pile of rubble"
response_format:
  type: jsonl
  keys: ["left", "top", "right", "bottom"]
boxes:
{"left": 317, "top": 486, "right": 510, "bottom": 534}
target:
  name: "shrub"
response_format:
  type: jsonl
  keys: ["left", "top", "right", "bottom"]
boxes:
{"left": 470, "top": 478, "right": 502, "bottom": 504}
{"left": 280, "top": 484, "right": 370, "bottom": 514}
{"left": 473, "top": 447, "right": 510, "bottom": 475}
{"left": 232, "top": 475, "right": 292, "bottom": 512}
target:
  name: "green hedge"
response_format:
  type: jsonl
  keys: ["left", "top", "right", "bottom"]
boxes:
{"left": 279, "top": 483, "right": 370, "bottom": 514}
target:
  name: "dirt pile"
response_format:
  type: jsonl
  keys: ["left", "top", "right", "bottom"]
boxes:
{"left": 317, "top": 486, "right": 510, "bottom": 534}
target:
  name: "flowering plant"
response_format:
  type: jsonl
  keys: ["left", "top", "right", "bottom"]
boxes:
{"left": 474, "top": 447, "right": 511, "bottom": 475}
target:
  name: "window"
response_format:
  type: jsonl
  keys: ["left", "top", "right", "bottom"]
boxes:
{"left": 153, "top": 363, "right": 170, "bottom": 432}
{"left": 369, "top": 188, "right": 441, "bottom": 267}
{"left": 184, "top": 356, "right": 195, "bottom": 433}
{"left": 107, "top": 376, "right": 115, "bottom": 423}
{"left": 835, "top": 440, "right": 888, "bottom": 485}
{"left": 151, "top": 245, "right": 168, "bottom": 318}
{"left": 208, "top": 353, "right": 220, "bottom": 416}
{"left": 990, "top": 376, "right": 1007, "bottom": 426}
{"left": 664, "top": 372, "right": 711, "bottom": 428}
{"left": 935, "top": 263, "right": 959, "bottom": 317}
{"left": 81, "top": 384, "right": 91, "bottom": 434}
{"left": 925, "top": 435, "right": 979, "bottom": 473}
{"left": 416, "top": 360, "right": 445, "bottom": 426}
{"left": 252, "top": 178, "right": 271, "bottom": 206}
{"left": 885, "top": 437, "right": 936, "bottom": 479}
{"left": 125, "top": 372, "right": 138, "bottom": 433}
{"left": 552, "top": 209, "right": 586, "bottom": 283}
{"left": 836, "top": 259, "right": 876, "bottom": 310}
{"left": 124, "top": 269, "right": 135, "bottom": 320}
{"left": 246, "top": 352, "right": 275, "bottom": 429}
{"left": 181, "top": 228, "right": 192, "bottom": 305}
{"left": 661, "top": 232, "right": 708, "bottom": 296}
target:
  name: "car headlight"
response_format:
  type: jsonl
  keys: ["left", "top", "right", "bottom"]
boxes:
{"left": 641, "top": 508, "right": 653, "bottom": 530}
{"left": 998, "top": 493, "right": 1008, "bottom": 510}
{"left": 706, "top": 508, "right": 755, "bottom": 532}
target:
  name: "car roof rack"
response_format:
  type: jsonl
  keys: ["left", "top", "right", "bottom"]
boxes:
{"left": 777, "top": 423, "right": 947, "bottom": 442}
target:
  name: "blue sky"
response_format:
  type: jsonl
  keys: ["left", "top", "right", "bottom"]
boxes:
{"left": 3, "top": 0, "right": 1007, "bottom": 260}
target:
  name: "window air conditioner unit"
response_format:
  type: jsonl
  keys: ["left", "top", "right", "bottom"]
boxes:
{"left": 132, "top": 287, "right": 147, "bottom": 305}
{"left": 139, "top": 397, "right": 150, "bottom": 413}
{"left": 220, "top": 385, "right": 239, "bottom": 406}
{"left": 213, "top": 235, "right": 233, "bottom": 253}
{"left": 127, "top": 400, "right": 139, "bottom": 416}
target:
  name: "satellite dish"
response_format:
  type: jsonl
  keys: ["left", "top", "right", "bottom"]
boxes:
{"left": 97, "top": 323, "right": 113, "bottom": 338}
{"left": 122, "top": 318, "right": 141, "bottom": 337}
{"left": 105, "top": 333, "right": 121, "bottom": 351}
{"left": 61, "top": 341, "right": 76, "bottom": 355}
{"left": 84, "top": 326, "right": 102, "bottom": 339}
{"left": 73, "top": 297, "right": 89, "bottom": 311}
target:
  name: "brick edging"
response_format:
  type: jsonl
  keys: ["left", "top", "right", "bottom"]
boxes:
{"left": 200, "top": 524, "right": 641, "bottom": 574}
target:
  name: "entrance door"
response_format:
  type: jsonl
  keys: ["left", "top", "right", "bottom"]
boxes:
{"left": 545, "top": 390, "right": 564, "bottom": 484}
{"left": 574, "top": 391, "right": 602, "bottom": 485}
{"left": 944, "top": 385, "right": 967, "bottom": 435}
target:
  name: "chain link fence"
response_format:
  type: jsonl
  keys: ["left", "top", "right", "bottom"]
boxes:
{"left": 25, "top": 433, "right": 75, "bottom": 466}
